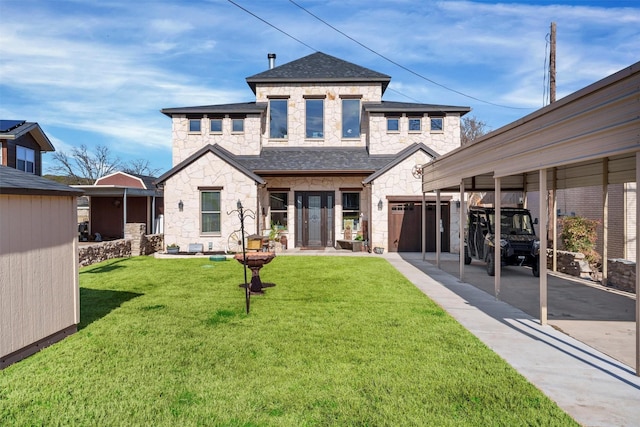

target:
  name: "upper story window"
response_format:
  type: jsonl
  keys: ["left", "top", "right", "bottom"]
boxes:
{"left": 409, "top": 118, "right": 422, "bottom": 132}
{"left": 269, "top": 99, "right": 288, "bottom": 139}
{"left": 210, "top": 119, "right": 222, "bottom": 133}
{"left": 232, "top": 118, "right": 244, "bottom": 133}
{"left": 305, "top": 99, "right": 324, "bottom": 139}
{"left": 201, "top": 191, "right": 221, "bottom": 234}
{"left": 342, "top": 98, "right": 361, "bottom": 138}
{"left": 430, "top": 117, "right": 444, "bottom": 133}
{"left": 16, "top": 145, "right": 35, "bottom": 174}
{"left": 387, "top": 117, "right": 399, "bottom": 132}
{"left": 189, "top": 119, "right": 201, "bottom": 133}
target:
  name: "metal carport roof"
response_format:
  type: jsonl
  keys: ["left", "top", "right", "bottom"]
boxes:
{"left": 421, "top": 61, "right": 640, "bottom": 374}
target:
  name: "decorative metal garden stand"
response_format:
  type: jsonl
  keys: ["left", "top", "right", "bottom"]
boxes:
{"left": 228, "top": 201, "right": 276, "bottom": 313}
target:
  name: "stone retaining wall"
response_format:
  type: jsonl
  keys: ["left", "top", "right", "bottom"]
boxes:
{"left": 78, "top": 223, "right": 164, "bottom": 267}
{"left": 607, "top": 259, "right": 636, "bottom": 293}
{"left": 78, "top": 240, "right": 131, "bottom": 268}
{"left": 546, "top": 250, "right": 636, "bottom": 294}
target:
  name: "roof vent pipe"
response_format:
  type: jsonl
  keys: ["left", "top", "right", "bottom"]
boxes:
{"left": 268, "top": 53, "right": 276, "bottom": 69}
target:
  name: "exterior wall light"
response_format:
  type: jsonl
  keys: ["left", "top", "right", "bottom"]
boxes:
{"left": 178, "top": 200, "right": 184, "bottom": 212}
{"left": 378, "top": 199, "right": 383, "bottom": 211}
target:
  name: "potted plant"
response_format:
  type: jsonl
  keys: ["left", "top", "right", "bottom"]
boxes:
{"left": 167, "top": 243, "right": 180, "bottom": 254}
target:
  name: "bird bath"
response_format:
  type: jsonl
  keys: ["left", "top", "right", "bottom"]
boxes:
{"left": 234, "top": 252, "right": 276, "bottom": 294}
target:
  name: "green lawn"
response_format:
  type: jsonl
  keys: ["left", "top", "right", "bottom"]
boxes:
{"left": 0, "top": 256, "right": 577, "bottom": 426}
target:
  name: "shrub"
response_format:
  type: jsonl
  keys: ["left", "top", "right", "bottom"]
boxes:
{"left": 559, "top": 216, "right": 601, "bottom": 265}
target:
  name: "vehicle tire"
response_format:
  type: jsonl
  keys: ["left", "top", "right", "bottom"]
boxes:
{"left": 532, "top": 256, "right": 540, "bottom": 277}
{"left": 486, "top": 251, "right": 495, "bottom": 276}
{"left": 464, "top": 246, "right": 472, "bottom": 265}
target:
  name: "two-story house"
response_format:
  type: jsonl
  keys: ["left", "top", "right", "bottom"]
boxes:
{"left": 0, "top": 120, "right": 55, "bottom": 176}
{"left": 157, "top": 52, "right": 469, "bottom": 253}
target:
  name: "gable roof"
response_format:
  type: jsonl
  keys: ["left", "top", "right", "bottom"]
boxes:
{"left": 155, "top": 144, "right": 266, "bottom": 185}
{"left": 363, "top": 143, "right": 439, "bottom": 184}
{"left": 94, "top": 171, "right": 157, "bottom": 189}
{"left": 245, "top": 52, "right": 391, "bottom": 94}
{"left": 364, "top": 101, "right": 470, "bottom": 115}
{"left": 0, "top": 121, "right": 55, "bottom": 152}
{"left": 0, "top": 165, "right": 83, "bottom": 196}
{"left": 161, "top": 102, "right": 267, "bottom": 117}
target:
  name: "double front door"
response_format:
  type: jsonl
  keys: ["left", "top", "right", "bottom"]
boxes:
{"left": 295, "top": 191, "right": 334, "bottom": 248}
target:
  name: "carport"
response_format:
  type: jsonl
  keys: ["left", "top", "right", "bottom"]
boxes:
{"left": 421, "top": 61, "right": 640, "bottom": 374}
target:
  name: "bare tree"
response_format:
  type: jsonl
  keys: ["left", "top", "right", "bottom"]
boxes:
{"left": 122, "top": 159, "right": 161, "bottom": 177}
{"left": 50, "top": 145, "right": 122, "bottom": 184}
{"left": 461, "top": 116, "right": 488, "bottom": 145}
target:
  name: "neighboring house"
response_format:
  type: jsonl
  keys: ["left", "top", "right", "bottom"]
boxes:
{"left": 157, "top": 52, "right": 469, "bottom": 252}
{"left": 73, "top": 171, "right": 164, "bottom": 240}
{"left": 0, "top": 120, "right": 55, "bottom": 176}
{"left": 0, "top": 166, "right": 84, "bottom": 368}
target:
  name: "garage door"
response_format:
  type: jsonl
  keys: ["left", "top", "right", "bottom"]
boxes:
{"left": 388, "top": 202, "right": 450, "bottom": 252}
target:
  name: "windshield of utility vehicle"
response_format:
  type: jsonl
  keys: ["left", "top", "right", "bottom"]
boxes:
{"left": 487, "top": 211, "right": 535, "bottom": 235}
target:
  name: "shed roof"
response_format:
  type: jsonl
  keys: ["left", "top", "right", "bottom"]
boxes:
{"left": 245, "top": 52, "right": 391, "bottom": 94}
{"left": 0, "top": 166, "right": 84, "bottom": 196}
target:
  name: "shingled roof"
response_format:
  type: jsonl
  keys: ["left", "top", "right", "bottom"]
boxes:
{"left": 246, "top": 52, "right": 391, "bottom": 94}
{"left": 0, "top": 121, "right": 55, "bottom": 152}
{"left": 0, "top": 166, "right": 84, "bottom": 196}
{"left": 364, "top": 101, "right": 470, "bottom": 115}
{"left": 156, "top": 143, "right": 437, "bottom": 184}
{"left": 161, "top": 102, "right": 267, "bottom": 117}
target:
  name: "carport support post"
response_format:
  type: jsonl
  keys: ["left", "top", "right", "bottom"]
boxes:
{"left": 636, "top": 152, "right": 639, "bottom": 376}
{"left": 495, "top": 177, "right": 501, "bottom": 299}
{"left": 539, "top": 169, "right": 548, "bottom": 326}
{"left": 436, "top": 189, "right": 441, "bottom": 268}
{"left": 459, "top": 180, "right": 465, "bottom": 281}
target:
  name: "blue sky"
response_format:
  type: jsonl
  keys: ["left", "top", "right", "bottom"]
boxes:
{"left": 1, "top": 0, "right": 638, "bottom": 175}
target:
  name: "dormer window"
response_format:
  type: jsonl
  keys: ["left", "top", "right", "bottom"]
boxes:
{"left": 269, "top": 98, "right": 288, "bottom": 139}
{"left": 16, "top": 146, "right": 35, "bottom": 174}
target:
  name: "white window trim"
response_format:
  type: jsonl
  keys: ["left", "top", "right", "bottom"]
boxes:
{"left": 231, "top": 118, "right": 244, "bottom": 134}
{"left": 16, "top": 145, "right": 35, "bottom": 174}
{"left": 188, "top": 118, "right": 202, "bottom": 134}
{"left": 386, "top": 117, "right": 400, "bottom": 133}
{"left": 209, "top": 118, "right": 223, "bottom": 134}
{"left": 200, "top": 190, "right": 221, "bottom": 235}
{"left": 408, "top": 117, "right": 422, "bottom": 133}
{"left": 430, "top": 117, "right": 444, "bottom": 133}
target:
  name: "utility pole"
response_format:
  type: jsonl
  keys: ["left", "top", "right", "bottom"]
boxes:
{"left": 550, "top": 22, "right": 556, "bottom": 103}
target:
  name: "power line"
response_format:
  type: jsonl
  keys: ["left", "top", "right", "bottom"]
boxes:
{"left": 226, "top": 0, "right": 317, "bottom": 52}
{"left": 288, "top": 0, "right": 531, "bottom": 110}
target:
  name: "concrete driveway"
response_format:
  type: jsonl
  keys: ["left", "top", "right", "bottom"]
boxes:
{"left": 399, "top": 253, "right": 637, "bottom": 368}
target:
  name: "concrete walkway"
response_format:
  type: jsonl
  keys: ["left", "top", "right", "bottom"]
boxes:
{"left": 382, "top": 252, "right": 640, "bottom": 427}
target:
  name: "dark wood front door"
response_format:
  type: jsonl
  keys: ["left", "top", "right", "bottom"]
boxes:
{"left": 295, "top": 192, "right": 334, "bottom": 248}
{"left": 388, "top": 202, "right": 450, "bottom": 252}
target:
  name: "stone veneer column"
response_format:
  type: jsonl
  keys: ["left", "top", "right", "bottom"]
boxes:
{"left": 125, "top": 223, "right": 146, "bottom": 256}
